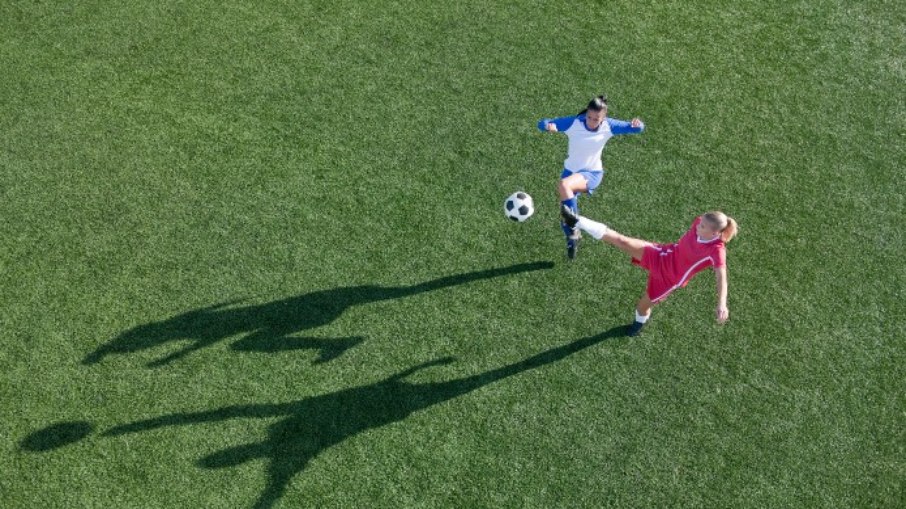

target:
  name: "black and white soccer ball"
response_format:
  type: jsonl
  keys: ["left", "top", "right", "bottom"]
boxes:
{"left": 504, "top": 192, "right": 535, "bottom": 222}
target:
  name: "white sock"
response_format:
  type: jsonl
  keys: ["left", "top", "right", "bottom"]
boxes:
{"left": 635, "top": 310, "right": 651, "bottom": 323}
{"left": 576, "top": 217, "right": 609, "bottom": 240}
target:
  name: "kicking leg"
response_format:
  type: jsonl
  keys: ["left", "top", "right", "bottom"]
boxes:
{"left": 560, "top": 206, "right": 653, "bottom": 260}
{"left": 601, "top": 230, "right": 653, "bottom": 261}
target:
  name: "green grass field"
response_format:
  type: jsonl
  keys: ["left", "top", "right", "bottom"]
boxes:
{"left": 2, "top": 1, "right": 904, "bottom": 507}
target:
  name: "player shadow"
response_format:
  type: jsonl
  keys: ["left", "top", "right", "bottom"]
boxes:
{"left": 98, "top": 325, "right": 626, "bottom": 509}
{"left": 83, "top": 261, "right": 554, "bottom": 367}
{"left": 20, "top": 421, "right": 94, "bottom": 452}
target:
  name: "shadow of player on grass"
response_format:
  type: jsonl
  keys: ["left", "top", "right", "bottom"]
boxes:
{"left": 83, "top": 261, "right": 553, "bottom": 367}
{"left": 99, "top": 325, "right": 625, "bottom": 509}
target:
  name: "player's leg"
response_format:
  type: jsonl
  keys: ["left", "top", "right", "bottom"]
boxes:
{"left": 560, "top": 206, "right": 651, "bottom": 260}
{"left": 557, "top": 172, "right": 588, "bottom": 201}
{"left": 558, "top": 170, "right": 603, "bottom": 214}
{"left": 629, "top": 275, "right": 678, "bottom": 336}
{"left": 601, "top": 230, "right": 652, "bottom": 261}
{"left": 558, "top": 172, "right": 588, "bottom": 260}
{"left": 628, "top": 293, "right": 653, "bottom": 337}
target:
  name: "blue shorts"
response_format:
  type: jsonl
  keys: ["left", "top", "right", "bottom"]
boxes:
{"left": 560, "top": 169, "right": 604, "bottom": 195}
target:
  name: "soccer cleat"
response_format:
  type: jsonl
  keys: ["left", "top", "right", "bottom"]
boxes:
{"left": 627, "top": 320, "right": 646, "bottom": 337}
{"left": 560, "top": 204, "right": 579, "bottom": 228}
{"left": 566, "top": 238, "right": 579, "bottom": 260}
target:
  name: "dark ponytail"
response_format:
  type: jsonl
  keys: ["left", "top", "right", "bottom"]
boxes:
{"left": 578, "top": 94, "right": 608, "bottom": 115}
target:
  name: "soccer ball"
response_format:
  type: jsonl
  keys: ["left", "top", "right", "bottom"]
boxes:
{"left": 504, "top": 192, "right": 534, "bottom": 222}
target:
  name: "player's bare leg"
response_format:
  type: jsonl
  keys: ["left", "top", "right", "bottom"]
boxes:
{"left": 599, "top": 231, "right": 652, "bottom": 262}
{"left": 636, "top": 294, "right": 653, "bottom": 316}
{"left": 557, "top": 174, "right": 588, "bottom": 200}
{"left": 560, "top": 206, "right": 652, "bottom": 260}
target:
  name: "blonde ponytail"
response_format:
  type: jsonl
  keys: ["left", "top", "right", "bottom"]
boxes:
{"left": 721, "top": 216, "right": 738, "bottom": 242}
{"left": 703, "top": 211, "right": 738, "bottom": 243}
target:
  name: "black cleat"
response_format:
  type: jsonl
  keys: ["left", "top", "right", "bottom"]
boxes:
{"left": 627, "top": 320, "right": 646, "bottom": 337}
{"left": 566, "top": 238, "right": 579, "bottom": 260}
{"left": 560, "top": 204, "right": 579, "bottom": 228}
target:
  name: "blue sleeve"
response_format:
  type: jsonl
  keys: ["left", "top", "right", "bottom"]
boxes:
{"left": 537, "top": 116, "right": 577, "bottom": 132}
{"left": 607, "top": 118, "right": 644, "bottom": 135}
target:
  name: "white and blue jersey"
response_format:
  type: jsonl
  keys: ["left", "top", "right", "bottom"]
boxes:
{"left": 537, "top": 115, "right": 644, "bottom": 172}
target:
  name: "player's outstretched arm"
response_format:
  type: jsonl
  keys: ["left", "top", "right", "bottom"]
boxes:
{"left": 537, "top": 116, "right": 576, "bottom": 133}
{"left": 607, "top": 117, "right": 645, "bottom": 135}
{"left": 715, "top": 265, "right": 730, "bottom": 323}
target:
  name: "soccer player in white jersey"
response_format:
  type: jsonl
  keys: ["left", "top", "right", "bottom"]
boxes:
{"left": 538, "top": 95, "right": 644, "bottom": 260}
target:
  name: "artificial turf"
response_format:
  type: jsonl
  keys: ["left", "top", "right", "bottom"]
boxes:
{"left": 2, "top": 1, "right": 903, "bottom": 507}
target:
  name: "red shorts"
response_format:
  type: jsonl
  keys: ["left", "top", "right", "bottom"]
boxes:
{"left": 632, "top": 245, "right": 680, "bottom": 303}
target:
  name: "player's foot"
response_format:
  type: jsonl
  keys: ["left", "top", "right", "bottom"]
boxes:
{"left": 560, "top": 204, "right": 579, "bottom": 228}
{"left": 566, "top": 238, "right": 579, "bottom": 260}
{"left": 627, "top": 320, "right": 646, "bottom": 337}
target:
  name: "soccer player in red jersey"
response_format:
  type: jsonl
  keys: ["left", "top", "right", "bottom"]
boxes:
{"left": 561, "top": 206, "right": 738, "bottom": 336}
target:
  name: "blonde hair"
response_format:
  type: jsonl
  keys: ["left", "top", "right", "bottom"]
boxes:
{"left": 703, "top": 211, "right": 738, "bottom": 242}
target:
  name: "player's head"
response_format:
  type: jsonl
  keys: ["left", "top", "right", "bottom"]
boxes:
{"left": 579, "top": 95, "right": 608, "bottom": 129}
{"left": 700, "top": 211, "right": 738, "bottom": 242}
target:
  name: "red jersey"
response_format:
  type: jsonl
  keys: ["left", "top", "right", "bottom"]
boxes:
{"left": 635, "top": 217, "right": 726, "bottom": 302}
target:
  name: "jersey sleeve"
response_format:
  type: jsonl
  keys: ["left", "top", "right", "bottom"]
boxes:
{"left": 607, "top": 117, "right": 644, "bottom": 135}
{"left": 538, "top": 116, "right": 577, "bottom": 132}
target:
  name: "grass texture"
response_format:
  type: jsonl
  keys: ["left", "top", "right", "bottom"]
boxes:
{"left": 1, "top": 0, "right": 903, "bottom": 507}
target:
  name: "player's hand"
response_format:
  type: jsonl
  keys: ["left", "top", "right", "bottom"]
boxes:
{"left": 546, "top": 122, "right": 558, "bottom": 132}
{"left": 716, "top": 305, "right": 729, "bottom": 324}
{"left": 631, "top": 118, "right": 643, "bottom": 128}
